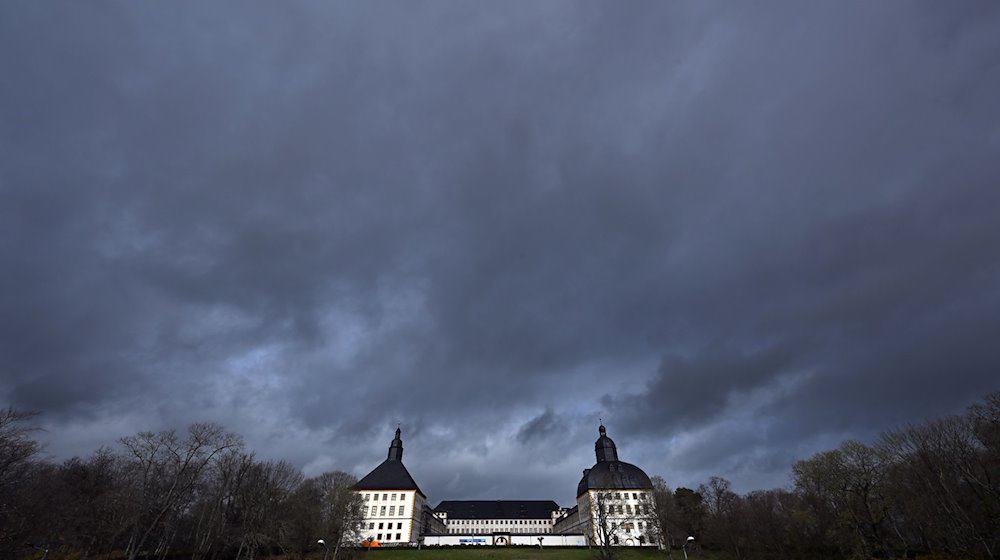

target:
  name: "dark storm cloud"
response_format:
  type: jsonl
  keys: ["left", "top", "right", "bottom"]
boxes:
{"left": 517, "top": 408, "right": 564, "bottom": 445}
{"left": 2, "top": 1, "right": 1000, "bottom": 502}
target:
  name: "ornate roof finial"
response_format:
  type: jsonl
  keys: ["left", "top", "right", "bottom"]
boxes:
{"left": 599, "top": 419, "right": 606, "bottom": 435}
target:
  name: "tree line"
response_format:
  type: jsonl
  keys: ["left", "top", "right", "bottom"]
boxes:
{"left": 2, "top": 391, "right": 997, "bottom": 560}
{"left": 0, "top": 417, "right": 362, "bottom": 560}
{"left": 649, "top": 391, "right": 999, "bottom": 559}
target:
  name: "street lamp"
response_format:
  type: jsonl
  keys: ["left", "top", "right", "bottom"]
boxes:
{"left": 682, "top": 536, "right": 694, "bottom": 560}
{"left": 317, "top": 539, "right": 329, "bottom": 560}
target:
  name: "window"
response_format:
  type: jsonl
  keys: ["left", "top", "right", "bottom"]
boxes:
{"left": 399, "top": 506, "right": 405, "bottom": 516}
{"left": 373, "top": 494, "right": 379, "bottom": 501}
{"left": 378, "top": 523, "right": 383, "bottom": 529}
{"left": 395, "top": 533, "right": 401, "bottom": 540}
{"left": 397, "top": 523, "right": 402, "bottom": 529}
{"left": 382, "top": 493, "right": 388, "bottom": 500}
{"left": 380, "top": 506, "right": 386, "bottom": 515}
{"left": 377, "top": 533, "right": 382, "bottom": 540}
{"left": 369, "top": 523, "right": 374, "bottom": 529}
{"left": 370, "top": 506, "right": 376, "bottom": 515}
{"left": 389, "top": 506, "right": 395, "bottom": 516}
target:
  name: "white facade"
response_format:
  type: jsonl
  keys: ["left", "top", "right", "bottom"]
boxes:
{"left": 353, "top": 427, "right": 444, "bottom": 545}
{"left": 357, "top": 490, "right": 426, "bottom": 544}
{"left": 575, "top": 489, "right": 656, "bottom": 546}
{"left": 435, "top": 510, "right": 563, "bottom": 535}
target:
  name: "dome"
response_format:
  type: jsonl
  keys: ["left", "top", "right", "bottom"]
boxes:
{"left": 576, "top": 423, "right": 653, "bottom": 497}
{"left": 576, "top": 460, "right": 653, "bottom": 497}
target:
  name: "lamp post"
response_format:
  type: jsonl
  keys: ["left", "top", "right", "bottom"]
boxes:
{"left": 682, "top": 536, "right": 694, "bottom": 560}
{"left": 317, "top": 540, "right": 329, "bottom": 560}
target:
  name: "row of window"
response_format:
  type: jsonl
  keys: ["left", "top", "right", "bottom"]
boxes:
{"left": 367, "top": 522, "right": 403, "bottom": 531}
{"left": 363, "top": 492, "right": 407, "bottom": 502}
{"left": 446, "top": 519, "right": 551, "bottom": 525}
{"left": 598, "top": 492, "right": 648, "bottom": 501}
{"left": 602, "top": 503, "right": 650, "bottom": 515}
{"left": 371, "top": 533, "right": 402, "bottom": 541}
{"left": 610, "top": 521, "right": 646, "bottom": 532}
{"left": 369, "top": 505, "right": 406, "bottom": 517}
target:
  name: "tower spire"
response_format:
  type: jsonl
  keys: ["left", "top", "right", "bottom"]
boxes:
{"left": 595, "top": 422, "right": 618, "bottom": 462}
{"left": 388, "top": 425, "right": 404, "bottom": 461}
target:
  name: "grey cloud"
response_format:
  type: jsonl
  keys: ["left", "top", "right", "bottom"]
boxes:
{"left": 2, "top": 1, "right": 1000, "bottom": 501}
{"left": 517, "top": 408, "right": 563, "bottom": 445}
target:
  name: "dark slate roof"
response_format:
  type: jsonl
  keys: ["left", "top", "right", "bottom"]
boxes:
{"left": 576, "top": 460, "right": 653, "bottom": 497}
{"left": 354, "top": 459, "right": 425, "bottom": 497}
{"left": 434, "top": 500, "right": 560, "bottom": 520}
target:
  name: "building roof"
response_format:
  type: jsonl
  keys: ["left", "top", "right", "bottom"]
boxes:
{"left": 576, "top": 424, "right": 653, "bottom": 497}
{"left": 354, "top": 427, "right": 426, "bottom": 497}
{"left": 434, "top": 500, "right": 561, "bottom": 520}
{"left": 576, "top": 460, "right": 653, "bottom": 496}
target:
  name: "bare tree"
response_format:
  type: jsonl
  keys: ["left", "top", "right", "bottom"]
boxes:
{"left": 589, "top": 491, "right": 620, "bottom": 560}
{"left": 0, "top": 408, "right": 42, "bottom": 557}
{"left": 119, "top": 423, "right": 243, "bottom": 560}
{"left": 314, "top": 471, "right": 364, "bottom": 560}
{"left": 647, "top": 476, "right": 676, "bottom": 554}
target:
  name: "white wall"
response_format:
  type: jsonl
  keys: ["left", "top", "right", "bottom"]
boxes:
{"left": 357, "top": 490, "right": 421, "bottom": 544}
{"left": 576, "top": 489, "right": 657, "bottom": 546}
{"left": 441, "top": 516, "right": 556, "bottom": 534}
{"left": 421, "top": 534, "right": 587, "bottom": 546}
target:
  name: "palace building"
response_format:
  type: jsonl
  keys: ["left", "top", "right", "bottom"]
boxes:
{"left": 353, "top": 423, "right": 655, "bottom": 547}
{"left": 353, "top": 427, "right": 445, "bottom": 544}
{"left": 552, "top": 424, "right": 656, "bottom": 546}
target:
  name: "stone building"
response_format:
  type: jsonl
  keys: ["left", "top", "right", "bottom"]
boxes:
{"left": 553, "top": 424, "right": 656, "bottom": 546}
{"left": 353, "top": 423, "right": 655, "bottom": 547}
{"left": 434, "top": 500, "right": 563, "bottom": 539}
{"left": 353, "top": 427, "right": 445, "bottom": 545}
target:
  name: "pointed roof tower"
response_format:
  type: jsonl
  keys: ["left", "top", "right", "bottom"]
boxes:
{"left": 355, "top": 426, "right": 425, "bottom": 497}
{"left": 388, "top": 425, "right": 403, "bottom": 461}
{"left": 595, "top": 422, "right": 619, "bottom": 462}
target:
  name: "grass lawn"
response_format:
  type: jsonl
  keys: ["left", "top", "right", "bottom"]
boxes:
{"left": 350, "top": 549, "right": 704, "bottom": 560}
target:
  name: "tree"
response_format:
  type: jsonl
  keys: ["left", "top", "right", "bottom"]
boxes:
{"left": 119, "top": 423, "right": 244, "bottom": 560}
{"left": 314, "top": 471, "right": 364, "bottom": 560}
{"left": 589, "top": 491, "right": 619, "bottom": 560}
{"left": 0, "top": 408, "right": 42, "bottom": 557}
{"left": 647, "top": 476, "right": 678, "bottom": 553}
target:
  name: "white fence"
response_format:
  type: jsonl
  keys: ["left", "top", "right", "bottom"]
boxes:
{"left": 421, "top": 534, "right": 587, "bottom": 547}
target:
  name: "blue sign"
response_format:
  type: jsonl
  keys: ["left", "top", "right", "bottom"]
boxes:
{"left": 459, "top": 538, "right": 487, "bottom": 544}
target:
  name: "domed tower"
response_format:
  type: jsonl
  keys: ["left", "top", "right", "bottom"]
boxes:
{"left": 573, "top": 423, "right": 655, "bottom": 547}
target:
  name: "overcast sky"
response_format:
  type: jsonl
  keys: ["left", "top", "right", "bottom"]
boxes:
{"left": 2, "top": 2, "right": 1000, "bottom": 506}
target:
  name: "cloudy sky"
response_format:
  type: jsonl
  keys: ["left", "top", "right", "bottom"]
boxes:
{"left": 3, "top": 2, "right": 1000, "bottom": 505}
